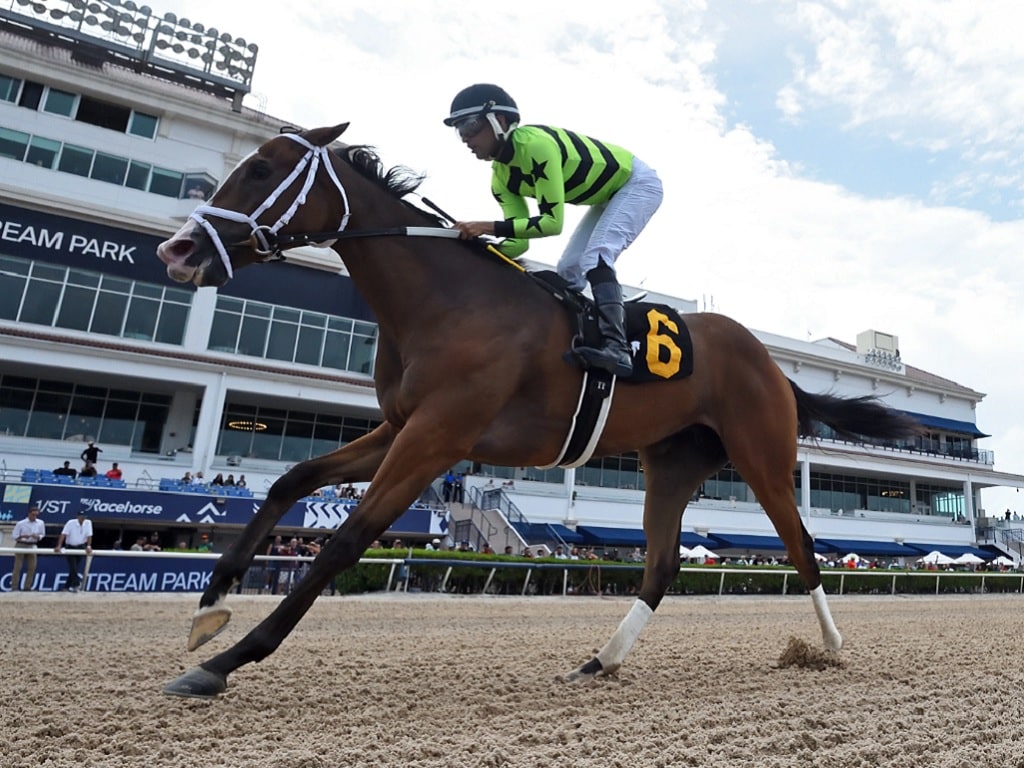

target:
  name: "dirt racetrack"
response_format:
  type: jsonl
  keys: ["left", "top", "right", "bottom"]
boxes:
{"left": 2, "top": 592, "right": 1023, "bottom": 768}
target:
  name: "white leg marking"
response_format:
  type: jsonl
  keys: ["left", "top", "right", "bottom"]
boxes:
{"left": 595, "top": 599, "right": 654, "bottom": 672}
{"left": 810, "top": 585, "right": 843, "bottom": 651}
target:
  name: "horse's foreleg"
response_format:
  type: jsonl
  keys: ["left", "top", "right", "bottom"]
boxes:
{"left": 567, "top": 433, "right": 721, "bottom": 681}
{"left": 188, "top": 424, "right": 396, "bottom": 650}
{"left": 166, "top": 415, "right": 469, "bottom": 698}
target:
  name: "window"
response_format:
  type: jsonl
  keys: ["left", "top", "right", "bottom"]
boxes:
{"left": 0, "top": 122, "right": 218, "bottom": 197}
{"left": 18, "top": 81, "right": 43, "bottom": 110}
{"left": 1, "top": 256, "right": 191, "bottom": 344}
{"left": 90, "top": 152, "right": 129, "bottom": 185}
{"left": 126, "top": 160, "right": 151, "bottom": 191}
{"left": 42, "top": 88, "right": 77, "bottom": 117}
{"left": 76, "top": 95, "right": 130, "bottom": 132}
{"left": 129, "top": 112, "right": 158, "bottom": 139}
{"left": 0, "top": 374, "right": 171, "bottom": 451}
{"left": 25, "top": 136, "right": 60, "bottom": 168}
{"left": 0, "top": 127, "right": 29, "bottom": 161}
{"left": 149, "top": 166, "right": 184, "bottom": 197}
{"left": 57, "top": 144, "right": 93, "bottom": 177}
{"left": 0, "top": 74, "right": 20, "bottom": 103}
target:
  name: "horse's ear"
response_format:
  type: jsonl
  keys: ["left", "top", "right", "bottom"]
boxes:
{"left": 305, "top": 123, "right": 349, "bottom": 147}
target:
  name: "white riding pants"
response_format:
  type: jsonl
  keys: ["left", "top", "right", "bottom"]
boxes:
{"left": 555, "top": 157, "right": 663, "bottom": 291}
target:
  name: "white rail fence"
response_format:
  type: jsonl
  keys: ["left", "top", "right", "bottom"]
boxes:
{"left": 2, "top": 548, "right": 1023, "bottom": 595}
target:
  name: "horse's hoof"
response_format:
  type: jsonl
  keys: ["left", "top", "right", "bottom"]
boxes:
{"left": 564, "top": 657, "right": 604, "bottom": 682}
{"left": 187, "top": 603, "right": 232, "bottom": 651}
{"left": 163, "top": 667, "right": 227, "bottom": 699}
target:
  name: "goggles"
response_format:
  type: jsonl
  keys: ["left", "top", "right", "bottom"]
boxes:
{"left": 454, "top": 115, "right": 488, "bottom": 139}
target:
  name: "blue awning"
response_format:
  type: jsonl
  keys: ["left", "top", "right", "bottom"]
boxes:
{"left": 577, "top": 526, "right": 647, "bottom": 546}
{"left": 905, "top": 542, "right": 992, "bottom": 559}
{"left": 513, "top": 522, "right": 585, "bottom": 544}
{"left": 816, "top": 538, "right": 920, "bottom": 557}
{"left": 681, "top": 532, "right": 719, "bottom": 548}
{"left": 546, "top": 523, "right": 585, "bottom": 544}
{"left": 710, "top": 533, "right": 787, "bottom": 551}
{"left": 903, "top": 411, "right": 989, "bottom": 438}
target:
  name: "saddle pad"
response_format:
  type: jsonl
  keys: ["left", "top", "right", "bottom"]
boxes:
{"left": 624, "top": 303, "right": 694, "bottom": 383}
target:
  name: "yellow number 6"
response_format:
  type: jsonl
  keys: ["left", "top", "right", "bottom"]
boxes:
{"left": 645, "top": 309, "right": 682, "bottom": 379}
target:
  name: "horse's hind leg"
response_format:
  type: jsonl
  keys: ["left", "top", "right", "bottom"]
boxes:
{"left": 726, "top": 424, "right": 843, "bottom": 652}
{"left": 567, "top": 428, "right": 725, "bottom": 681}
{"left": 187, "top": 423, "right": 396, "bottom": 651}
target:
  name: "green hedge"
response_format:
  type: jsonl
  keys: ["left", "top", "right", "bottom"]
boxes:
{"left": 329, "top": 551, "right": 1023, "bottom": 597}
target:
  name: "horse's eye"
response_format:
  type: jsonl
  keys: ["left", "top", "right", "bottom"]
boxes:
{"left": 248, "top": 160, "right": 273, "bottom": 181}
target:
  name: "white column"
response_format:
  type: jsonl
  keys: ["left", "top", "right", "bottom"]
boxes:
{"left": 800, "top": 454, "right": 812, "bottom": 524}
{"left": 563, "top": 467, "right": 576, "bottom": 522}
{"left": 962, "top": 476, "right": 975, "bottom": 525}
{"left": 192, "top": 373, "right": 228, "bottom": 474}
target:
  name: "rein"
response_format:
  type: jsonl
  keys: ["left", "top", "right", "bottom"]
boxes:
{"left": 194, "top": 132, "right": 526, "bottom": 277}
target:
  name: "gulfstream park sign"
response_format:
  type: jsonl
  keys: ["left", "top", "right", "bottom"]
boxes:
{"left": 0, "top": 483, "right": 450, "bottom": 536}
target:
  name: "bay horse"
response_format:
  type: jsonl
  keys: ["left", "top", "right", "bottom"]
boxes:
{"left": 156, "top": 124, "right": 919, "bottom": 698}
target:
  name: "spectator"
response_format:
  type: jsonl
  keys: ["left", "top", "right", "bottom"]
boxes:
{"left": 266, "top": 535, "right": 283, "bottom": 594}
{"left": 80, "top": 441, "right": 102, "bottom": 465}
{"left": 236, "top": 475, "right": 247, "bottom": 488}
{"left": 198, "top": 534, "right": 212, "bottom": 553}
{"left": 10, "top": 504, "right": 45, "bottom": 591}
{"left": 79, "top": 461, "right": 97, "bottom": 478}
{"left": 186, "top": 185, "right": 207, "bottom": 200}
{"left": 224, "top": 474, "right": 236, "bottom": 486}
{"left": 129, "top": 535, "right": 146, "bottom": 552}
{"left": 181, "top": 471, "right": 193, "bottom": 484}
{"left": 54, "top": 509, "right": 92, "bottom": 592}
{"left": 105, "top": 462, "right": 123, "bottom": 480}
{"left": 144, "top": 532, "right": 162, "bottom": 552}
{"left": 53, "top": 461, "right": 77, "bottom": 479}
{"left": 193, "top": 471, "right": 205, "bottom": 484}
{"left": 426, "top": 538, "right": 442, "bottom": 551}
{"left": 211, "top": 473, "right": 225, "bottom": 486}
{"left": 553, "top": 546, "right": 568, "bottom": 560}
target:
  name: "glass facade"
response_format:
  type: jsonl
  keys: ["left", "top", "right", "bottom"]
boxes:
{"left": 0, "top": 374, "right": 170, "bottom": 453}
{"left": 0, "top": 255, "right": 192, "bottom": 344}
{"left": 216, "top": 403, "right": 380, "bottom": 462}
{"left": 209, "top": 295, "right": 377, "bottom": 375}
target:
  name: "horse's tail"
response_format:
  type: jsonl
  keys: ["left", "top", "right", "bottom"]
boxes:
{"left": 789, "top": 379, "right": 923, "bottom": 442}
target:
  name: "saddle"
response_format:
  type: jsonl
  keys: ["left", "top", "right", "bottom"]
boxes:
{"left": 529, "top": 270, "right": 694, "bottom": 383}
{"left": 527, "top": 270, "right": 695, "bottom": 470}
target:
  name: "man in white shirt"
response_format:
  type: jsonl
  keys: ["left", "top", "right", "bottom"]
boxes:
{"left": 55, "top": 509, "right": 93, "bottom": 592}
{"left": 10, "top": 504, "right": 46, "bottom": 591}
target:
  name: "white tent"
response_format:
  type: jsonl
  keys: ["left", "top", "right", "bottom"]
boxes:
{"left": 918, "top": 550, "right": 955, "bottom": 565}
{"left": 953, "top": 552, "right": 985, "bottom": 565}
{"left": 840, "top": 552, "right": 860, "bottom": 563}
{"left": 678, "top": 545, "right": 692, "bottom": 558}
{"left": 686, "top": 544, "right": 719, "bottom": 560}
{"left": 992, "top": 555, "right": 1016, "bottom": 567}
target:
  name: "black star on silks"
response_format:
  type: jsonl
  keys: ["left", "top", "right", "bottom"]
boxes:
{"left": 526, "top": 215, "right": 544, "bottom": 233}
{"left": 507, "top": 165, "right": 532, "bottom": 195}
{"left": 536, "top": 195, "right": 557, "bottom": 217}
{"left": 530, "top": 159, "right": 548, "bottom": 182}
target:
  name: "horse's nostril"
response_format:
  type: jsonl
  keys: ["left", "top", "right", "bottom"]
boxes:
{"left": 169, "top": 238, "right": 194, "bottom": 258}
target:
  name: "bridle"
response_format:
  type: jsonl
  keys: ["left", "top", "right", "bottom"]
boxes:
{"left": 188, "top": 131, "right": 508, "bottom": 280}
{"left": 189, "top": 133, "right": 352, "bottom": 279}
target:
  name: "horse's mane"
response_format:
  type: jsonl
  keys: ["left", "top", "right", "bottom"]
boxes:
{"left": 334, "top": 145, "right": 444, "bottom": 226}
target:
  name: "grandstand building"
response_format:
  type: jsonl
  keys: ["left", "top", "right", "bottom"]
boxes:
{"left": 1, "top": 2, "right": 1022, "bottom": 568}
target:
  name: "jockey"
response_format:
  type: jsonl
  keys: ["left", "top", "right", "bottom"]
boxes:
{"left": 445, "top": 83, "right": 663, "bottom": 378}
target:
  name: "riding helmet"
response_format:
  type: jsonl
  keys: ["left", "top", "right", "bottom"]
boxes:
{"left": 443, "top": 84, "right": 520, "bottom": 126}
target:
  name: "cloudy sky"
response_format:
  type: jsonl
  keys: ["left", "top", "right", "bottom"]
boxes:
{"left": 155, "top": 0, "right": 1024, "bottom": 514}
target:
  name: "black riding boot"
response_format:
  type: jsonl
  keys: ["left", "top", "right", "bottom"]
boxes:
{"left": 576, "top": 280, "right": 633, "bottom": 377}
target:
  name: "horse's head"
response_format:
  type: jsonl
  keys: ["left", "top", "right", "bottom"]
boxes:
{"left": 157, "top": 123, "right": 351, "bottom": 287}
